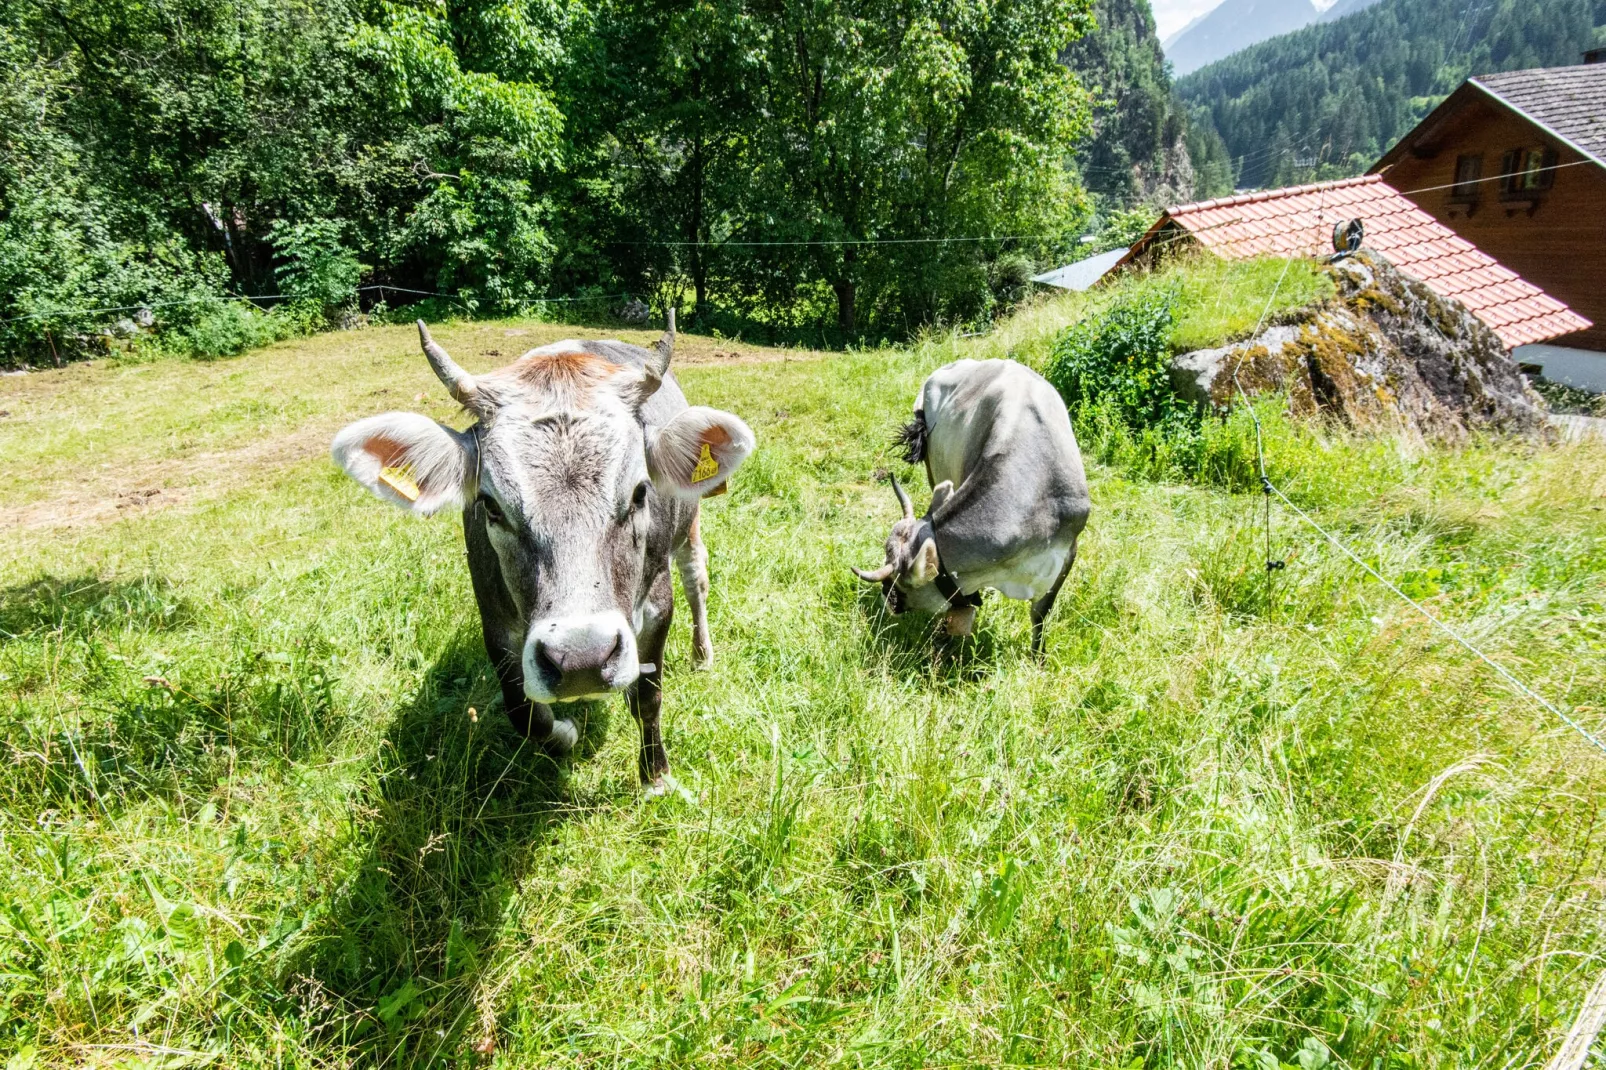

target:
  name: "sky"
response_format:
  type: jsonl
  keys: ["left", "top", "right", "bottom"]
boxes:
{"left": 1151, "top": 0, "right": 1222, "bottom": 41}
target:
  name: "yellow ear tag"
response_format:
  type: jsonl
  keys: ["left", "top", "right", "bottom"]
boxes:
{"left": 379, "top": 464, "right": 421, "bottom": 502}
{"left": 691, "top": 442, "right": 719, "bottom": 483}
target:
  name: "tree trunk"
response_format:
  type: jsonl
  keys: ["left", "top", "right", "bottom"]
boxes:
{"left": 690, "top": 127, "right": 708, "bottom": 321}
{"left": 834, "top": 279, "right": 856, "bottom": 335}
{"left": 834, "top": 247, "right": 857, "bottom": 335}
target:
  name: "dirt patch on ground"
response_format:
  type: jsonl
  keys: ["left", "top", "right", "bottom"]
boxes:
{"left": 0, "top": 424, "right": 330, "bottom": 531}
{"left": 0, "top": 321, "right": 833, "bottom": 533}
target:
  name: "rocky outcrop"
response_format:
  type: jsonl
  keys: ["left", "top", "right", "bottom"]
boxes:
{"left": 1169, "top": 252, "right": 1549, "bottom": 440}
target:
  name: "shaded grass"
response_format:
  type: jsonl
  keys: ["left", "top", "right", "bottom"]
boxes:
{"left": 0, "top": 277, "right": 1603, "bottom": 1067}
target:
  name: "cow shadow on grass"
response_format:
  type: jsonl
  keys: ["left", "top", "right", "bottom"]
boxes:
{"left": 851, "top": 585, "right": 1006, "bottom": 684}
{"left": 285, "top": 629, "right": 615, "bottom": 1063}
{"left": 0, "top": 572, "right": 192, "bottom": 640}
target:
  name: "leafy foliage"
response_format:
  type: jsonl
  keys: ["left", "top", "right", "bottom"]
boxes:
{"left": 1046, "top": 288, "right": 1182, "bottom": 428}
{"left": 1177, "top": 0, "right": 1606, "bottom": 188}
{"left": 1040, "top": 255, "right": 1334, "bottom": 485}
{"left": 0, "top": 0, "right": 1150, "bottom": 365}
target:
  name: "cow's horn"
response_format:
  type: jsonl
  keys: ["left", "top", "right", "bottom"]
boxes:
{"left": 631, "top": 306, "right": 673, "bottom": 401}
{"left": 889, "top": 471, "right": 915, "bottom": 521}
{"left": 852, "top": 563, "right": 897, "bottom": 583}
{"left": 417, "top": 321, "right": 477, "bottom": 404}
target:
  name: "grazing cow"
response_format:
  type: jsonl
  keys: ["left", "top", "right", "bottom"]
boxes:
{"left": 852, "top": 358, "right": 1089, "bottom": 654}
{"left": 332, "top": 315, "right": 754, "bottom": 790}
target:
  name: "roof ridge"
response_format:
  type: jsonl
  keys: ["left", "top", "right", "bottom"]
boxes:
{"left": 1167, "top": 174, "right": 1381, "bottom": 216}
{"left": 1474, "top": 62, "right": 1606, "bottom": 84}
{"left": 1122, "top": 175, "right": 1589, "bottom": 347}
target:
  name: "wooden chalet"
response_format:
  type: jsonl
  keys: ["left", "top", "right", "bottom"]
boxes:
{"left": 1371, "top": 61, "right": 1606, "bottom": 355}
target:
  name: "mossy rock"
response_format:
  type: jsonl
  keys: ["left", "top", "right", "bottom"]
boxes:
{"left": 1168, "top": 250, "right": 1548, "bottom": 441}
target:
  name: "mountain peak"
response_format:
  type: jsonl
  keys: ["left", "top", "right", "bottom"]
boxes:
{"left": 1164, "top": 0, "right": 1319, "bottom": 77}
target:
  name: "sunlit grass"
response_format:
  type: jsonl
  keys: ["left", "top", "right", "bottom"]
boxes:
{"left": 0, "top": 267, "right": 1602, "bottom": 1067}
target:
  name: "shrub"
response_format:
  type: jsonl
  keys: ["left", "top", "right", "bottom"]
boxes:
{"left": 269, "top": 220, "right": 363, "bottom": 326}
{"left": 1045, "top": 288, "right": 1185, "bottom": 431}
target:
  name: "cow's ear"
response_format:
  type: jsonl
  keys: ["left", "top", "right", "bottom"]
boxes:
{"left": 332, "top": 413, "right": 476, "bottom": 516}
{"left": 646, "top": 406, "right": 755, "bottom": 500}
{"left": 909, "top": 538, "right": 941, "bottom": 583}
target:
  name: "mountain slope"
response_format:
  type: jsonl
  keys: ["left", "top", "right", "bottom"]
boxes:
{"left": 1063, "top": 0, "right": 1235, "bottom": 204}
{"left": 1176, "top": 0, "right": 1606, "bottom": 188}
{"left": 1318, "top": 0, "right": 1384, "bottom": 21}
{"left": 1164, "top": 0, "right": 1319, "bottom": 77}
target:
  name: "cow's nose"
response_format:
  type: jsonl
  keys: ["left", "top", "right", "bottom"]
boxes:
{"left": 523, "top": 612, "right": 639, "bottom": 702}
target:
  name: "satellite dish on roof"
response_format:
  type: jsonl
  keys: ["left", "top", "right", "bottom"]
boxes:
{"left": 1332, "top": 218, "right": 1364, "bottom": 255}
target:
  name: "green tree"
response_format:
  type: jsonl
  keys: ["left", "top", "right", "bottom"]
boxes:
{"left": 561, "top": 0, "right": 763, "bottom": 318}
{"left": 744, "top": 0, "right": 1097, "bottom": 334}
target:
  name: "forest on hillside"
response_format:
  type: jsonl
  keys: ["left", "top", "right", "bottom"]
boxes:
{"left": 1177, "top": 0, "right": 1606, "bottom": 189}
{"left": 1, "top": 0, "right": 1119, "bottom": 364}
{"left": 1063, "top": 0, "right": 1235, "bottom": 209}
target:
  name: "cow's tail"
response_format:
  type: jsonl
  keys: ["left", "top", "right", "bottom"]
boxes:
{"left": 894, "top": 411, "right": 928, "bottom": 465}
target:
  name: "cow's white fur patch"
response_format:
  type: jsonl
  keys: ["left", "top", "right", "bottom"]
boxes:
{"left": 954, "top": 542, "right": 1072, "bottom": 602}
{"left": 549, "top": 718, "right": 579, "bottom": 753}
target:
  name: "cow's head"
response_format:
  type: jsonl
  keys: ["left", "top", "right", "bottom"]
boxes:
{"left": 333, "top": 319, "right": 753, "bottom": 702}
{"left": 852, "top": 473, "right": 953, "bottom": 616}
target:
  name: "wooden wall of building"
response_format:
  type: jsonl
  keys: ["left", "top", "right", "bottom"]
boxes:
{"left": 1378, "top": 97, "right": 1606, "bottom": 351}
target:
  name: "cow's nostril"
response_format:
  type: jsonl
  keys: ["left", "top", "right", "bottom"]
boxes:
{"left": 532, "top": 640, "right": 562, "bottom": 683}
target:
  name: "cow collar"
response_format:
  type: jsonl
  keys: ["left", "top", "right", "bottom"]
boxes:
{"left": 931, "top": 541, "right": 982, "bottom": 610}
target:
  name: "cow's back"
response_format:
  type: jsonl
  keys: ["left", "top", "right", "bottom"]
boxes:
{"left": 920, "top": 359, "right": 1089, "bottom": 594}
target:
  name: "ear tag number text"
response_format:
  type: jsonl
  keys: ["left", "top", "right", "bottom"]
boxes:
{"left": 691, "top": 442, "right": 719, "bottom": 483}
{"left": 380, "top": 465, "right": 422, "bottom": 502}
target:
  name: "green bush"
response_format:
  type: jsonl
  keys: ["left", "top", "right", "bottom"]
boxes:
{"left": 1043, "top": 258, "right": 1342, "bottom": 489}
{"left": 269, "top": 220, "right": 363, "bottom": 325}
{"left": 1045, "top": 288, "right": 1188, "bottom": 431}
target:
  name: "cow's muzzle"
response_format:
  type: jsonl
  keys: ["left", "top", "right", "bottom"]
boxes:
{"left": 522, "top": 612, "right": 640, "bottom": 702}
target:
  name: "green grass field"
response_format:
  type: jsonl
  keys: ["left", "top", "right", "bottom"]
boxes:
{"left": 3, "top": 263, "right": 1605, "bottom": 1068}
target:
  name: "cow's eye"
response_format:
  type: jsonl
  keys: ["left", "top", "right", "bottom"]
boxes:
{"left": 479, "top": 494, "right": 507, "bottom": 526}
{"left": 630, "top": 481, "right": 650, "bottom": 511}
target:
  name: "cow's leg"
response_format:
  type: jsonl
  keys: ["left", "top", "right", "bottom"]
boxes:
{"left": 1029, "top": 542, "right": 1078, "bottom": 658}
{"left": 672, "top": 510, "right": 713, "bottom": 669}
{"left": 628, "top": 568, "right": 674, "bottom": 790}
{"left": 468, "top": 514, "right": 573, "bottom": 753}
{"left": 486, "top": 638, "right": 574, "bottom": 753}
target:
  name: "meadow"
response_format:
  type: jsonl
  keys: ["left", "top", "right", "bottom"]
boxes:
{"left": 2, "top": 260, "right": 1604, "bottom": 1068}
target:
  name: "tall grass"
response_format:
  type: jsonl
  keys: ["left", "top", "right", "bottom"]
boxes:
{"left": 0, "top": 276, "right": 1603, "bottom": 1067}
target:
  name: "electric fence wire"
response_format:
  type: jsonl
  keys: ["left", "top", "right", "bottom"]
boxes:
{"left": 0, "top": 285, "right": 631, "bottom": 325}
{"left": 1222, "top": 182, "right": 1606, "bottom": 758}
{"left": 1, "top": 157, "right": 1591, "bottom": 325}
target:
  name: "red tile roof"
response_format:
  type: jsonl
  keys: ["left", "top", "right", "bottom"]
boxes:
{"left": 1119, "top": 174, "right": 1591, "bottom": 348}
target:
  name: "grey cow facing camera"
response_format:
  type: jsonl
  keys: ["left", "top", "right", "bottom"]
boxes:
{"left": 332, "top": 313, "right": 754, "bottom": 792}
{"left": 853, "top": 358, "right": 1090, "bottom": 654}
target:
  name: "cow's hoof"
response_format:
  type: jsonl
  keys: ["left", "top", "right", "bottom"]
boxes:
{"left": 546, "top": 718, "right": 578, "bottom": 755}
{"left": 643, "top": 772, "right": 678, "bottom": 798}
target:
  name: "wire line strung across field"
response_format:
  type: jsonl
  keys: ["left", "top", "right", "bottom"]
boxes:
{"left": 4, "top": 157, "right": 1590, "bottom": 328}
{"left": 1222, "top": 185, "right": 1606, "bottom": 758}
{"left": 0, "top": 286, "right": 631, "bottom": 324}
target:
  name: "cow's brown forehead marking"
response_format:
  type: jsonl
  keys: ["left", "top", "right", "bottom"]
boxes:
{"left": 507, "top": 350, "right": 622, "bottom": 393}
